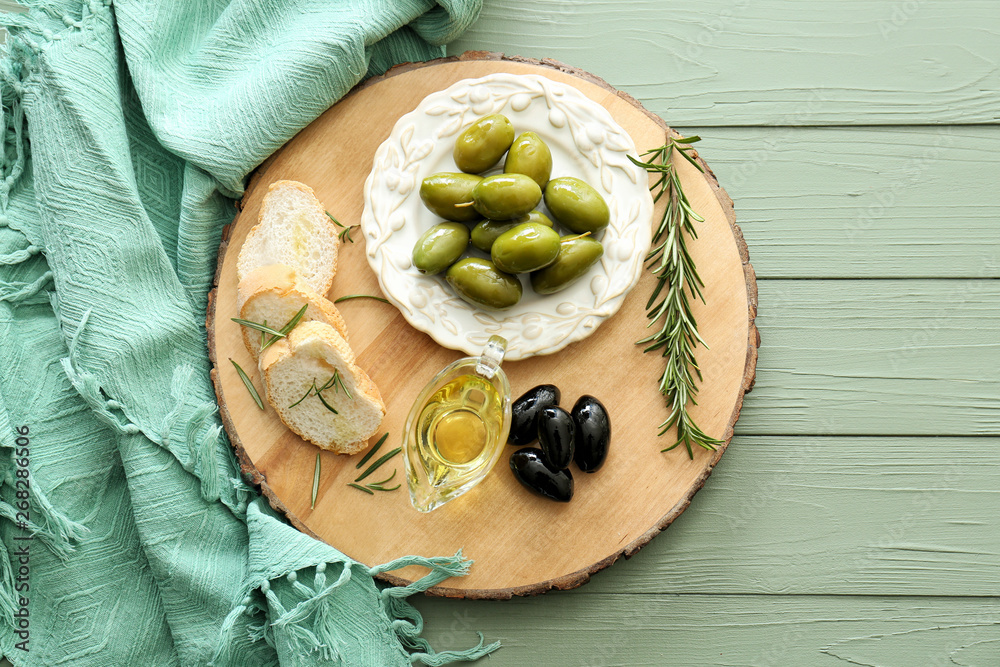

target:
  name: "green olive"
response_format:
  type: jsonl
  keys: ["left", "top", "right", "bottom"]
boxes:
{"left": 530, "top": 236, "right": 605, "bottom": 294}
{"left": 472, "top": 173, "right": 542, "bottom": 221}
{"left": 543, "top": 177, "right": 611, "bottom": 234}
{"left": 491, "top": 222, "right": 561, "bottom": 274}
{"left": 412, "top": 223, "right": 470, "bottom": 275}
{"left": 522, "top": 210, "right": 554, "bottom": 227}
{"left": 419, "top": 172, "right": 482, "bottom": 222}
{"left": 445, "top": 258, "right": 523, "bottom": 310}
{"left": 471, "top": 211, "right": 554, "bottom": 253}
{"left": 453, "top": 114, "right": 515, "bottom": 174}
{"left": 504, "top": 132, "right": 552, "bottom": 189}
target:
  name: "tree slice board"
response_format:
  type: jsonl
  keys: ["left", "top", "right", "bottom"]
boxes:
{"left": 207, "top": 52, "right": 759, "bottom": 599}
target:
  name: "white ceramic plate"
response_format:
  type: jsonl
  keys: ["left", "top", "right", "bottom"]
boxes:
{"left": 361, "top": 73, "right": 653, "bottom": 361}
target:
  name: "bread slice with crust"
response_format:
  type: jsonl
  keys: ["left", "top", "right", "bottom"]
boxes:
{"left": 237, "top": 180, "right": 340, "bottom": 295}
{"left": 236, "top": 264, "right": 348, "bottom": 361}
{"left": 260, "top": 321, "right": 385, "bottom": 454}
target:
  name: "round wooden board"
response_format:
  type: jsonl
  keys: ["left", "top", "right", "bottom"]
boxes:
{"left": 207, "top": 53, "right": 758, "bottom": 599}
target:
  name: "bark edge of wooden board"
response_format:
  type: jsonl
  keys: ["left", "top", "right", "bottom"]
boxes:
{"left": 206, "top": 52, "right": 759, "bottom": 599}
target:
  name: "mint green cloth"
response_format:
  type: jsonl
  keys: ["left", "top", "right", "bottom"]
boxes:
{"left": 0, "top": 1, "right": 498, "bottom": 664}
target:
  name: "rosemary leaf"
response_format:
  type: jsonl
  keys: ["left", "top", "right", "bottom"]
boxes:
{"left": 326, "top": 211, "right": 346, "bottom": 228}
{"left": 230, "top": 318, "right": 286, "bottom": 338}
{"left": 632, "top": 136, "right": 724, "bottom": 459}
{"left": 314, "top": 387, "right": 339, "bottom": 414}
{"left": 333, "top": 294, "right": 389, "bottom": 305}
{"left": 333, "top": 371, "right": 353, "bottom": 399}
{"left": 348, "top": 483, "right": 375, "bottom": 495}
{"left": 311, "top": 452, "right": 320, "bottom": 509}
{"left": 366, "top": 483, "right": 401, "bottom": 492}
{"left": 288, "top": 380, "right": 317, "bottom": 409}
{"left": 354, "top": 447, "right": 401, "bottom": 483}
{"left": 356, "top": 433, "right": 388, "bottom": 469}
{"left": 279, "top": 304, "right": 309, "bottom": 335}
{"left": 230, "top": 359, "right": 264, "bottom": 411}
{"left": 367, "top": 468, "right": 396, "bottom": 487}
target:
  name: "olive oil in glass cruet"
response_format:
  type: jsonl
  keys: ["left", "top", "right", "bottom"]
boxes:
{"left": 402, "top": 335, "right": 512, "bottom": 512}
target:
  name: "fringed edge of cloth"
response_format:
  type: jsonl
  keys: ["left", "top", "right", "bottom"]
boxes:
{"left": 209, "top": 551, "right": 500, "bottom": 666}
{"left": 371, "top": 551, "right": 501, "bottom": 665}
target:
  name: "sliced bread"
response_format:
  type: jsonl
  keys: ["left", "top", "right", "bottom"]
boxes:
{"left": 236, "top": 264, "right": 349, "bottom": 360}
{"left": 236, "top": 180, "right": 340, "bottom": 295}
{"left": 260, "top": 321, "right": 385, "bottom": 454}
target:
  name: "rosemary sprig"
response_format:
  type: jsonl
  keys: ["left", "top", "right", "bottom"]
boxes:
{"left": 348, "top": 483, "right": 374, "bottom": 495}
{"left": 338, "top": 225, "right": 360, "bottom": 243}
{"left": 311, "top": 452, "right": 321, "bottom": 509}
{"left": 230, "top": 359, "right": 264, "bottom": 410}
{"left": 326, "top": 210, "right": 360, "bottom": 243}
{"left": 356, "top": 433, "right": 389, "bottom": 469}
{"left": 288, "top": 375, "right": 340, "bottom": 413}
{"left": 319, "top": 368, "right": 351, "bottom": 398}
{"left": 628, "top": 135, "right": 724, "bottom": 459}
{"left": 334, "top": 294, "right": 389, "bottom": 305}
{"left": 354, "top": 447, "right": 401, "bottom": 483}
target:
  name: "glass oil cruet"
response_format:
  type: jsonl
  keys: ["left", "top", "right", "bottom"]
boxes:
{"left": 403, "top": 335, "right": 512, "bottom": 512}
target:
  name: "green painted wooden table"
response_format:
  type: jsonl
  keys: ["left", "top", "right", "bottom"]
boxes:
{"left": 412, "top": 2, "right": 1000, "bottom": 664}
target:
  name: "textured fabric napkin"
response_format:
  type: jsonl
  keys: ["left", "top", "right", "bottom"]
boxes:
{"left": 0, "top": 1, "right": 498, "bottom": 664}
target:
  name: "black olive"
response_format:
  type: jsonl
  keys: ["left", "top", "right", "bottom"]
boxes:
{"left": 509, "top": 448, "right": 574, "bottom": 502}
{"left": 571, "top": 395, "right": 610, "bottom": 473}
{"left": 508, "top": 384, "right": 560, "bottom": 447}
{"left": 537, "top": 406, "right": 575, "bottom": 471}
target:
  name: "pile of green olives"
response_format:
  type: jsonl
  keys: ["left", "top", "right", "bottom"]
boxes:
{"left": 507, "top": 384, "right": 611, "bottom": 503}
{"left": 412, "top": 113, "right": 612, "bottom": 310}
